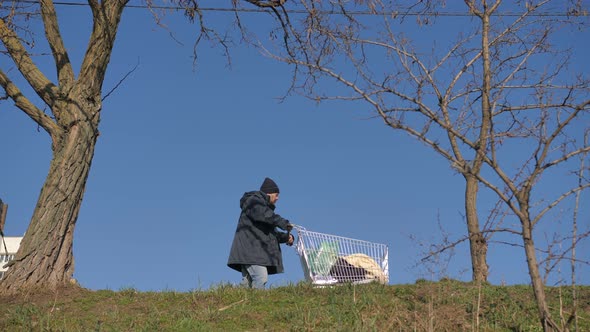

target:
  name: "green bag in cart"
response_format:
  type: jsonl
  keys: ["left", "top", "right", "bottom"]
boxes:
{"left": 307, "top": 241, "right": 339, "bottom": 276}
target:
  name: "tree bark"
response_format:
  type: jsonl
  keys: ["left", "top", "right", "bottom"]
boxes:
{"left": 521, "top": 214, "right": 559, "bottom": 331}
{"left": 1, "top": 106, "right": 99, "bottom": 292}
{"left": 459, "top": 0, "right": 497, "bottom": 283}
{"left": 464, "top": 174, "right": 489, "bottom": 282}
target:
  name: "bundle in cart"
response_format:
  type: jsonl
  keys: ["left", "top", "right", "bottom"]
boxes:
{"left": 293, "top": 225, "right": 389, "bottom": 285}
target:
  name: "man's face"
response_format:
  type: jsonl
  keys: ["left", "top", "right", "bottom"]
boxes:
{"left": 268, "top": 193, "right": 279, "bottom": 205}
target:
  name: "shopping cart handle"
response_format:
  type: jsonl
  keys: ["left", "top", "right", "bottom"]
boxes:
{"left": 289, "top": 223, "right": 306, "bottom": 232}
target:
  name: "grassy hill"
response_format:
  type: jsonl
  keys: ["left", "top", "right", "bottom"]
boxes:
{"left": 1, "top": 279, "right": 588, "bottom": 331}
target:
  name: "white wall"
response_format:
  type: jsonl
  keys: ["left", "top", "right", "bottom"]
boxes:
{"left": 0, "top": 236, "right": 22, "bottom": 277}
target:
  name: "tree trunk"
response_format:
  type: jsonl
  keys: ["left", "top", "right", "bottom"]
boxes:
{"left": 1, "top": 117, "right": 98, "bottom": 293}
{"left": 521, "top": 214, "right": 559, "bottom": 331}
{"left": 465, "top": 174, "right": 489, "bottom": 282}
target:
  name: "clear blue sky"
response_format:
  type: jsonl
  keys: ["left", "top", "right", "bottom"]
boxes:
{"left": 0, "top": 1, "right": 588, "bottom": 291}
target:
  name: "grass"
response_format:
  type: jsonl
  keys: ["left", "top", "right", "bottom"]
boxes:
{"left": 1, "top": 280, "right": 589, "bottom": 331}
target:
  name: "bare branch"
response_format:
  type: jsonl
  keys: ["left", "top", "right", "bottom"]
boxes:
{"left": 0, "top": 17, "right": 59, "bottom": 109}
{"left": 39, "top": 0, "right": 75, "bottom": 87}
{"left": 102, "top": 59, "right": 139, "bottom": 101}
{"left": 543, "top": 147, "right": 590, "bottom": 171}
{"left": 245, "top": 0, "right": 286, "bottom": 8}
{"left": 0, "top": 68, "right": 61, "bottom": 138}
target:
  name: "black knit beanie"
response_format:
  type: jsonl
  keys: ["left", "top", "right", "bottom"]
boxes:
{"left": 260, "top": 177, "right": 280, "bottom": 194}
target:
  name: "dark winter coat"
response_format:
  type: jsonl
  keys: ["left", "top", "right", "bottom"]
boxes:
{"left": 227, "top": 191, "right": 291, "bottom": 275}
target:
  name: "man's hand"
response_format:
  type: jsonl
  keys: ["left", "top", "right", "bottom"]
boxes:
{"left": 286, "top": 234, "right": 294, "bottom": 246}
{"left": 285, "top": 223, "right": 293, "bottom": 232}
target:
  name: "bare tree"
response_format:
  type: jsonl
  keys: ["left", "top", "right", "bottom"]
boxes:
{"left": 257, "top": 0, "right": 589, "bottom": 330}
{"left": 266, "top": 0, "right": 502, "bottom": 282}
{"left": 479, "top": 98, "right": 589, "bottom": 332}
{"left": 0, "top": 0, "right": 128, "bottom": 293}
{"left": 0, "top": 0, "right": 294, "bottom": 295}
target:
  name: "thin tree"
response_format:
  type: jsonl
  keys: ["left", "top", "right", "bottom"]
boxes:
{"left": 570, "top": 131, "right": 588, "bottom": 331}
{"left": 266, "top": 0, "right": 503, "bottom": 282}
{"left": 258, "top": 0, "right": 589, "bottom": 330}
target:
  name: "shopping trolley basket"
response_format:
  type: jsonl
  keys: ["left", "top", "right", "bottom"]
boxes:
{"left": 292, "top": 225, "right": 389, "bottom": 285}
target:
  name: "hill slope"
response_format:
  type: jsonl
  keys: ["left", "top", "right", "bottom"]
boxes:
{"left": 1, "top": 280, "right": 589, "bottom": 331}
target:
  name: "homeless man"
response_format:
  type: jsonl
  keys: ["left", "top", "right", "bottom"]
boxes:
{"left": 227, "top": 177, "right": 294, "bottom": 289}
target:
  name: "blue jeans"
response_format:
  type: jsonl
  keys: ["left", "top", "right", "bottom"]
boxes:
{"left": 241, "top": 265, "right": 268, "bottom": 289}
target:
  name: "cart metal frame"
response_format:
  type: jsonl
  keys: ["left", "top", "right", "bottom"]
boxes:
{"left": 293, "top": 225, "right": 389, "bottom": 285}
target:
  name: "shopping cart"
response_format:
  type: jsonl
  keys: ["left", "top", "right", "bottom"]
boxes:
{"left": 292, "top": 224, "right": 389, "bottom": 285}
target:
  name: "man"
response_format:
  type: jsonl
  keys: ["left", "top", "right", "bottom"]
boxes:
{"left": 227, "top": 177, "right": 294, "bottom": 289}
